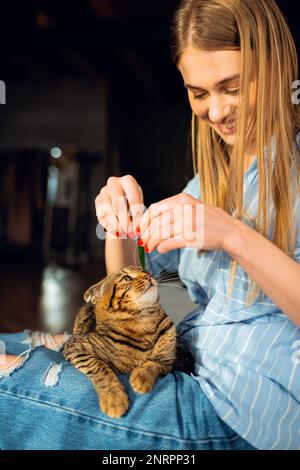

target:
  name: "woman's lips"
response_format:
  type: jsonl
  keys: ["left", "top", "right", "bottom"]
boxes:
{"left": 217, "top": 122, "right": 237, "bottom": 135}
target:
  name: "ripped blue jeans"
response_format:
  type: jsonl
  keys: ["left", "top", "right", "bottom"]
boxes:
{"left": 0, "top": 331, "right": 256, "bottom": 450}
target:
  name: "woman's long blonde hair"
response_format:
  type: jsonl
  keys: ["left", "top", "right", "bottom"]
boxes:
{"left": 171, "top": 0, "right": 300, "bottom": 306}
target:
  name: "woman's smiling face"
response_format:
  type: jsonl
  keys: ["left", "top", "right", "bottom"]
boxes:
{"left": 178, "top": 46, "right": 256, "bottom": 147}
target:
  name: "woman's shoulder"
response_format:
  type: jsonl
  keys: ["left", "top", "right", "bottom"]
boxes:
{"left": 181, "top": 173, "right": 201, "bottom": 199}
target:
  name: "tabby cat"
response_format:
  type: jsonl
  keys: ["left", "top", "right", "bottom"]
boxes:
{"left": 64, "top": 265, "right": 181, "bottom": 419}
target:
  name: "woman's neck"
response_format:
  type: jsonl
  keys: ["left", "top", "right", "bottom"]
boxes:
{"left": 227, "top": 145, "right": 256, "bottom": 173}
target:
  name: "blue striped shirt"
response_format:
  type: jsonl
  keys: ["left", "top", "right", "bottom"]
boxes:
{"left": 145, "top": 137, "right": 300, "bottom": 450}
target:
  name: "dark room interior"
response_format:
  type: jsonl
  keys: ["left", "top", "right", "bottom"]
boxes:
{"left": 0, "top": 0, "right": 299, "bottom": 333}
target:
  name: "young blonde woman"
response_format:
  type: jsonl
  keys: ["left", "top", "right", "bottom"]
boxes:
{"left": 0, "top": 0, "right": 299, "bottom": 450}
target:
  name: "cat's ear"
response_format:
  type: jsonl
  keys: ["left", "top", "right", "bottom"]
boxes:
{"left": 84, "top": 278, "right": 115, "bottom": 309}
{"left": 84, "top": 280, "right": 106, "bottom": 304}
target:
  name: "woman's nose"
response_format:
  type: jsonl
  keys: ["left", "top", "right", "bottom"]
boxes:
{"left": 208, "top": 97, "right": 232, "bottom": 124}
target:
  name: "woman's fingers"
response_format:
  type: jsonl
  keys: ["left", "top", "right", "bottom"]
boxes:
{"left": 138, "top": 196, "right": 187, "bottom": 247}
{"left": 156, "top": 235, "right": 186, "bottom": 253}
{"left": 138, "top": 195, "right": 203, "bottom": 252}
{"left": 95, "top": 175, "right": 144, "bottom": 237}
{"left": 138, "top": 194, "right": 189, "bottom": 236}
{"left": 107, "top": 177, "right": 131, "bottom": 235}
{"left": 138, "top": 202, "right": 170, "bottom": 242}
{"left": 141, "top": 211, "right": 180, "bottom": 252}
{"left": 119, "top": 175, "right": 144, "bottom": 235}
{"left": 95, "top": 188, "right": 120, "bottom": 234}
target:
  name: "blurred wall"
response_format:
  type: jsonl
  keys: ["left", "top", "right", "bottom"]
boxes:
{"left": 0, "top": 78, "right": 107, "bottom": 153}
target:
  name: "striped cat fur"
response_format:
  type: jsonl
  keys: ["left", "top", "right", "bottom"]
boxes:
{"left": 63, "top": 266, "right": 178, "bottom": 418}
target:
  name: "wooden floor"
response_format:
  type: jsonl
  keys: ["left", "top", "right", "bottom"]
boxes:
{"left": 0, "top": 254, "right": 106, "bottom": 334}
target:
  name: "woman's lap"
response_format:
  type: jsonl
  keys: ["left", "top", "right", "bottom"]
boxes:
{"left": 0, "top": 332, "right": 255, "bottom": 450}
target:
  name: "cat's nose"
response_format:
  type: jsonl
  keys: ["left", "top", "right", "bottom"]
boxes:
{"left": 144, "top": 274, "right": 157, "bottom": 286}
{"left": 144, "top": 273, "right": 155, "bottom": 284}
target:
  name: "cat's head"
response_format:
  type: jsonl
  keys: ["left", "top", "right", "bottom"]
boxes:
{"left": 83, "top": 266, "right": 159, "bottom": 313}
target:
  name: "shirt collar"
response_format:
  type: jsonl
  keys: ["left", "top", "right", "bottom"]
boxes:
{"left": 244, "top": 136, "right": 276, "bottom": 177}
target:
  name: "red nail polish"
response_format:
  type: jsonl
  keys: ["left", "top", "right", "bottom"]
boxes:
{"left": 115, "top": 231, "right": 120, "bottom": 237}
{"left": 138, "top": 239, "right": 144, "bottom": 247}
{"left": 145, "top": 246, "right": 149, "bottom": 253}
{"left": 136, "top": 226, "right": 141, "bottom": 234}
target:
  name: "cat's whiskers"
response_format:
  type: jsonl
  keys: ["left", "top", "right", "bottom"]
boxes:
{"left": 157, "top": 274, "right": 181, "bottom": 282}
{"left": 156, "top": 271, "right": 173, "bottom": 279}
{"left": 156, "top": 270, "right": 192, "bottom": 285}
{"left": 157, "top": 276, "right": 181, "bottom": 283}
{"left": 156, "top": 270, "right": 177, "bottom": 279}
{"left": 157, "top": 282, "right": 186, "bottom": 290}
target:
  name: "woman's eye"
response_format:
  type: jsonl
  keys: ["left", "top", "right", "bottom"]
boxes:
{"left": 193, "top": 94, "right": 206, "bottom": 101}
{"left": 193, "top": 88, "right": 240, "bottom": 100}
{"left": 225, "top": 88, "right": 240, "bottom": 95}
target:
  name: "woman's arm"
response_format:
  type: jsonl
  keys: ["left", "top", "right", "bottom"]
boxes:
{"left": 225, "top": 219, "right": 300, "bottom": 327}
{"left": 105, "top": 233, "right": 140, "bottom": 275}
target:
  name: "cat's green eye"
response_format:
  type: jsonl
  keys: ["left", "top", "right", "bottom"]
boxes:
{"left": 122, "top": 275, "right": 131, "bottom": 282}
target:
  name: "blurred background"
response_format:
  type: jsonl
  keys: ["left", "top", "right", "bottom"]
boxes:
{"left": 0, "top": 0, "right": 299, "bottom": 334}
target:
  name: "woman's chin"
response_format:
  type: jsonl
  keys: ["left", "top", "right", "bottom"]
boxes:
{"left": 220, "top": 133, "right": 236, "bottom": 146}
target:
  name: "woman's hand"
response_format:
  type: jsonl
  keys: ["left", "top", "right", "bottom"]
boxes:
{"left": 95, "top": 175, "right": 145, "bottom": 237}
{"left": 137, "top": 192, "right": 237, "bottom": 254}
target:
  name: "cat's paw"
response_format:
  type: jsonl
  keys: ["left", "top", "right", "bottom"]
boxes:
{"left": 130, "top": 367, "right": 156, "bottom": 394}
{"left": 99, "top": 388, "right": 129, "bottom": 418}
